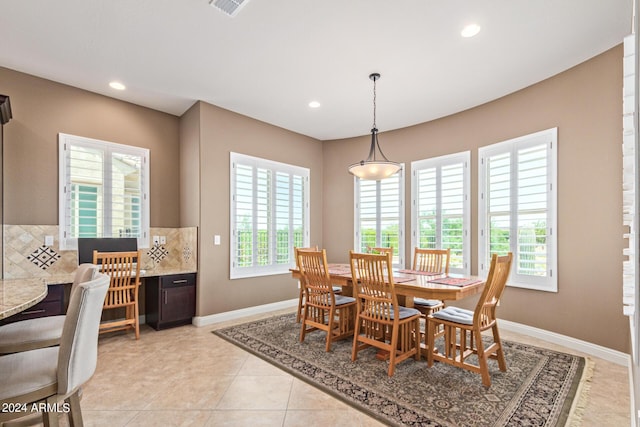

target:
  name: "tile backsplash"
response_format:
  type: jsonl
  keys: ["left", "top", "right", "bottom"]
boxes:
{"left": 3, "top": 225, "right": 197, "bottom": 280}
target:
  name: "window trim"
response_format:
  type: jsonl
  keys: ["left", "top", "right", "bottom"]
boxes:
{"left": 58, "top": 133, "right": 150, "bottom": 250}
{"left": 353, "top": 166, "right": 405, "bottom": 267}
{"left": 410, "top": 151, "right": 470, "bottom": 275}
{"left": 478, "top": 127, "right": 558, "bottom": 292}
{"left": 229, "top": 152, "right": 310, "bottom": 279}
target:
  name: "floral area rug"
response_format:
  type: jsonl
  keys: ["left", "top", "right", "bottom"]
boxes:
{"left": 213, "top": 313, "right": 587, "bottom": 426}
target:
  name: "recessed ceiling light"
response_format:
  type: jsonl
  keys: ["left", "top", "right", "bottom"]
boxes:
{"left": 461, "top": 23, "right": 481, "bottom": 38}
{"left": 109, "top": 81, "right": 126, "bottom": 90}
{"left": 308, "top": 101, "right": 321, "bottom": 108}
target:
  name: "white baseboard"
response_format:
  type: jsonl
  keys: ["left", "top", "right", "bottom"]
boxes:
{"left": 499, "top": 319, "right": 630, "bottom": 366}
{"left": 192, "top": 299, "right": 298, "bottom": 327}
{"left": 192, "top": 301, "right": 630, "bottom": 367}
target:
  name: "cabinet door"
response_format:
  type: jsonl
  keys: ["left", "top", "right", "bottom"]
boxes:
{"left": 160, "top": 285, "right": 195, "bottom": 323}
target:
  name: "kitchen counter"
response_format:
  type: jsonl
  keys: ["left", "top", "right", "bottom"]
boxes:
{"left": 0, "top": 278, "right": 48, "bottom": 320}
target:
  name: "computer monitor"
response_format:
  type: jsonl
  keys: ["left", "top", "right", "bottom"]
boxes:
{"left": 77, "top": 238, "right": 138, "bottom": 264}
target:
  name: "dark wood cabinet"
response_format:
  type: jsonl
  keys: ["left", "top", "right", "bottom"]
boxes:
{"left": 145, "top": 273, "right": 196, "bottom": 330}
{"left": 0, "top": 283, "right": 65, "bottom": 325}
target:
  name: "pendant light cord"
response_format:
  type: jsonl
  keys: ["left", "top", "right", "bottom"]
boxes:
{"left": 372, "top": 75, "right": 377, "bottom": 130}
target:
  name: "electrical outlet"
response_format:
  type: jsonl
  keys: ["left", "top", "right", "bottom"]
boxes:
{"left": 44, "top": 235, "right": 54, "bottom": 246}
{"left": 159, "top": 236, "right": 166, "bottom": 244}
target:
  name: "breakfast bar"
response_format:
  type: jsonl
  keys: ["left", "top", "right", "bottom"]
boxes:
{"left": 0, "top": 278, "right": 48, "bottom": 320}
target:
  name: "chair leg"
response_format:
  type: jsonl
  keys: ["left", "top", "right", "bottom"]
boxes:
{"left": 67, "top": 390, "right": 83, "bottom": 427}
{"left": 351, "top": 315, "right": 361, "bottom": 361}
{"left": 134, "top": 303, "right": 140, "bottom": 340}
{"left": 474, "top": 330, "right": 491, "bottom": 387}
{"left": 427, "top": 318, "right": 435, "bottom": 367}
{"left": 296, "top": 287, "right": 304, "bottom": 323}
{"left": 42, "top": 396, "right": 60, "bottom": 427}
{"left": 492, "top": 324, "right": 507, "bottom": 372}
{"left": 325, "top": 307, "right": 335, "bottom": 352}
{"left": 388, "top": 323, "right": 399, "bottom": 377}
{"left": 299, "top": 306, "right": 308, "bottom": 343}
{"left": 414, "top": 318, "right": 421, "bottom": 361}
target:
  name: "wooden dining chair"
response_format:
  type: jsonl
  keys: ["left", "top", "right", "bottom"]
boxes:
{"left": 350, "top": 251, "right": 421, "bottom": 377}
{"left": 295, "top": 246, "right": 318, "bottom": 323}
{"left": 93, "top": 250, "right": 141, "bottom": 340}
{"left": 413, "top": 247, "right": 450, "bottom": 273}
{"left": 412, "top": 248, "right": 451, "bottom": 318}
{"left": 427, "top": 252, "right": 513, "bottom": 387}
{"left": 297, "top": 249, "right": 357, "bottom": 352}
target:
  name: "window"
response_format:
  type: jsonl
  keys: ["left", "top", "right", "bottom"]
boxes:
{"left": 411, "top": 152, "right": 470, "bottom": 274}
{"left": 59, "top": 133, "right": 149, "bottom": 250}
{"left": 354, "top": 167, "right": 405, "bottom": 266}
{"left": 230, "top": 152, "right": 310, "bottom": 279}
{"left": 478, "top": 128, "right": 557, "bottom": 292}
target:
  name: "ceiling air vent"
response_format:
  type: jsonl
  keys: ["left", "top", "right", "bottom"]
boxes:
{"left": 209, "top": 0, "right": 249, "bottom": 17}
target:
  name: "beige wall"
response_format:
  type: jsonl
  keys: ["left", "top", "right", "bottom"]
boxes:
{"left": 180, "top": 102, "right": 323, "bottom": 316}
{"left": 179, "top": 102, "right": 201, "bottom": 228}
{"left": 0, "top": 67, "right": 181, "bottom": 226}
{"left": 324, "top": 45, "right": 628, "bottom": 352}
{"left": 0, "top": 45, "right": 628, "bottom": 352}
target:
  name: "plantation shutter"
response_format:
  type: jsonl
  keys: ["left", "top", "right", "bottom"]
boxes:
{"left": 59, "top": 133, "right": 149, "bottom": 250}
{"left": 234, "top": 163, "right": 254, "bottom": 268}
{"left": 230, "top": 152, "right": 309, "bottom": 279}
{"left": 516, "top": 144, "right": 549, "bottom": 277}
{"left": 354, "top": 167, "right": 405, "bottom": 266}
{"left": 478, "top": 128, "right": 557, "bottom": 292}
{"left": 411, "top": 152, "right": 470, "bottom": 274}
{"left": 416, "top": 167, "right": 437, "bottom": 248}
{"left": 111, "top": 152, "right": 144, "bottom": 239}
{"left": 356, "top": 179, "right": 378, "bottom": 252}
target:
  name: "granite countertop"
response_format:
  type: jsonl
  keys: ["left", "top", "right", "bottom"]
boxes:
{"left": 0, "top": 278, "right": 48, "bottom": 320}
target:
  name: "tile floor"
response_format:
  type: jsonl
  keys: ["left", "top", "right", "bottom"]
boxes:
{"left": 16, "top": 308, "right": 632, "bottom": 426}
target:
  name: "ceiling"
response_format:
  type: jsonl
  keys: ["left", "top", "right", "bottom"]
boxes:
{"left": 0, "top": 0, "right": 633, "bottom": 140}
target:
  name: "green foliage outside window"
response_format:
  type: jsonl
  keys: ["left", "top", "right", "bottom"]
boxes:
{"left": 359, "top": 225, "right": 399, "bottom": 255}
{"left": 418, "top": 216, "right": 464, "bottom": 268}
{"left": 236, "top": 228, "right": 304, "bottom": 267}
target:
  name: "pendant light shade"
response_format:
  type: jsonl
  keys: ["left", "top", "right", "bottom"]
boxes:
{"left": 348, "top": 73, "right": 401, "bottom": 180}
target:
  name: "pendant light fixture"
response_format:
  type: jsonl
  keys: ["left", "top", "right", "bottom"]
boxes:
{"left": 348, "top": 73, "right": 401, "bottom": 180}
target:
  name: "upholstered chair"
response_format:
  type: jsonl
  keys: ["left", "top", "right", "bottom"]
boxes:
{"left": 0, "top": 273, "right": 110, "bottom": 426}
{"left": 0, "top": 263, "right": 98, "bottom": 355}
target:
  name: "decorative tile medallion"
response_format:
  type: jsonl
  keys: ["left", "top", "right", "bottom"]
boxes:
{"left": 148, "top": 244, "right": 169, "bottom": 263}
{"left": 27, "top": 245, "right": 61, "bottom": 270}
{"left": 183, "top": 245, "right": 193, "bottom": 262}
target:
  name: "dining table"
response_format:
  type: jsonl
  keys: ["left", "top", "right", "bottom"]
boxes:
{"left": 290, "top": 263, "right": 485, "bottom": 307}
{"left": 0, "top": 278, "right": 48, "bottom": 320}
{"left": 291, "top": 263, "right": 485, "bottom": 357}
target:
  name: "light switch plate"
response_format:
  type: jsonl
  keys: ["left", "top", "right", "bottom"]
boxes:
{"left": 152, "top": 236, "right": 160, "bottom": 245}
{"left": 159, "top": 236, "right": 166, "bottom": 244}
{"left": 214, "top": 235, "right": 221, "bottom": 245}
{"left": 44, "top": 235, "right": 54, "bottom": 246}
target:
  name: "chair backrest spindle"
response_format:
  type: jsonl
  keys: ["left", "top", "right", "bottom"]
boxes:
{"left": 413, "top": 248, "right": 450, "bottom": 274}
{"left": 296, "top": 249, "right": 334, "bottom": 307}
{"left": 350, "top": 251, "right": 397, "bottom": 321}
